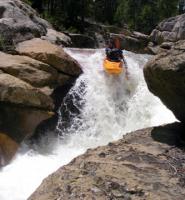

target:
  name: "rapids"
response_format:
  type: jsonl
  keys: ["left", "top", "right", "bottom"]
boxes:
{"left": 0, "top": 49, "right": 176, "bottom": 200}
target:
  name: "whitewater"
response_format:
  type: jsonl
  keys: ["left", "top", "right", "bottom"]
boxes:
{"left": 0, "top": 49, "right": 176, "bottom": 200}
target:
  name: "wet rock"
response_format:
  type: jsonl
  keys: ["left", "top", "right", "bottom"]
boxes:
{"left": 0, "top": 103, "right": 53, "bottom": 165}
{"left": 16, "top": 38, "right": 82, "bottom": 76}
{"left": 0, "top": 132, "right": 19, "bottom": 166}
{"left": 0, "top": 0, "right": 83, "bottom": 166}
{"left": 28, "top": 123, "right": 185, "bottom": 200}
{"left": 144, "top": 40, "right": 185, "bottom": 123}
{"left": 0, "top": 46, "right": 81, "bottom": 164}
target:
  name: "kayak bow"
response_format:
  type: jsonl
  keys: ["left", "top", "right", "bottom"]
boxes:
{"left": 103, "top": 59, "right": 123, "bottom": 75}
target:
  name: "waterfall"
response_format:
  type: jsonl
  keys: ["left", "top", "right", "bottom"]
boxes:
{"left": 0, "top": 49, "right": 176, "bottom": 200}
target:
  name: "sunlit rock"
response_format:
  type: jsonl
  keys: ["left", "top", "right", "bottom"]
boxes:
{"left": 144, "top": 40, "right": 185, "bottom": 123}
{"left": 0, "top": 0, "right": 51, "bottom": 51}
{"left": 41, "top": 29, "right": 72, "bottom": 47}
{"left": 0, "top": 52, "right": 58, "bottom": 87}
{"left": 28, "top": 123, "right": 185, "bottom": 200}
{"left": 16, "top": 38, "right": 82, "bottom": 76}
{"left": 150, "top": 14, "right": 185, "bottom": 45}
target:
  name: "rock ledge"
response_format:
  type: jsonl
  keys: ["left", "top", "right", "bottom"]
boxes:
{"left": 29, "top": 123, "right": 185, "bottom": 200}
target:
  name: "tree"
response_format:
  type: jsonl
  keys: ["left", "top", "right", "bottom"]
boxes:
{"left": 179, "top": 0, "right": 185, "bottom": 14}
{"left": 28, "top": 0, "right": 180, "bottom": 34}
{"left": 139, "top": 1, "right": 159, "bottom": 33}
{"left": 31, "top": 0, "right": 43, "bottom": 13}
{"left": 114, "top": 0, "right": 178, "bottom": 34}
{"left": 94, "top": 0, "right": 118, "bottom": 24}
{"left": 158, "top": 0, "right": 178, "bottom": 20}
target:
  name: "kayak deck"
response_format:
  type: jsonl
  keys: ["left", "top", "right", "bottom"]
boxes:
{"left": 103, "top": 59, "right": 123, "bottom": 75}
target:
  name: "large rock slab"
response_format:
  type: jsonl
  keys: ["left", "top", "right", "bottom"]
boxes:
{"left": 150, "top": 14, "right": 185, "bottom": 45}
{"left": 0, "top": 0, "right": 83, "bottom": 166}
{"left": 0, "top": 41, "right": 81, "bottom": 165}
{"left": 69, "top": 33, "right": 97, "bottom": 48}
{"left": 144, "top": 40, "right": 185, "bottom": 123}
{"left": 16, "top": 38, "right": 82, "bottom": 76}
{"left": 110, "top": 32, "right": 150, "bottom": 54}
{"left": 41, "top": 29, "right": 72, "bottom": 47}
{"left": 0, "top": 73, "right": 53, "bottom": 110}
{"left": 0, "top": 52, "right": 58, "bottom": 87}
{"left": 0, "top": 0, "right": 51, "bottom": 50}
{"left": 28, "top": 123, "right": 185, "bottom": 200}
{"left": 0, "top": 69, "right": 55, "bottom": 165}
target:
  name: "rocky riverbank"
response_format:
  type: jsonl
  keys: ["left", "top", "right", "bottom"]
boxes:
{"left": 28, "top": 13, "right": 185, "bottom": 200}
{"left": 29, "top": 123, "right": 185, "bottom": 200}
{"left": 148, "top": 13, "right": 185, "bottom": 54}
{"left": 0, "top": 0, "right": 82, "bottom": 166}
{"left": 0, "top": 1, "right": 185, "bottom": 199}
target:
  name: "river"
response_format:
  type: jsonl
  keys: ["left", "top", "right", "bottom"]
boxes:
{"left": 0, "top": 49, "right": 176, "bottom": 200}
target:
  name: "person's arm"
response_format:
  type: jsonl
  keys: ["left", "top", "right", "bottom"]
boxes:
{"left": 122, "top": 55, "right": 127, "bottom": 67}
{"left": 105, "top": 48, "right": 110, "bottom": 57}
{"left": 122, "top": 55, "right": 129, "bottom": 79}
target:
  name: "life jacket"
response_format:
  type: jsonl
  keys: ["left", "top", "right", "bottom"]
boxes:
{"left": 106, "top": 48, "right": 122, "bottom": 62}
{"left": 114, "top": 37, "right": 121, "bottom": 49}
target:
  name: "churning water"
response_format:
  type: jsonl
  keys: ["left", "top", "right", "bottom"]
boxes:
{"left": 0, "top": 49, "right": 176, "bottom": 200}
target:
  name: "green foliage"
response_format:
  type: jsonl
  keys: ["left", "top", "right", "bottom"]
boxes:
{"left": 158, "top": 0, "right": 178, "bottom": 20}
{"left": 114, "top": 0, "right": 179, "bottom": 34}
{"left": 21, "top": 0, "right": 32, "bottom": 5}
{"left": 28, "top": 0, "right": 180, "bottom": 34}
{"left": 94, "top": 0, "right": 118, "bottom": 24}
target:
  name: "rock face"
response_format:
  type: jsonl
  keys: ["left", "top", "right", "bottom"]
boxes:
{"left": 0, "top": 103, "right": 53, "bottom": 166}
{"left": 16, "top": 38, "right": 82, "bottom": 76}
{"left": 144, "top": 40, "right": 185, "bottom": 123}
{"left": 41, "top": 29, "right": 72, "bottom": 47}
{"left": 29, "top": 123, "right": 185, "bottom": 200}
{"left": 0, "top": 45, "right": 81, "bottom": 165}
{"left": 64, "top": 21, "right": 150, "bottom": 53}
{"left": 0, "top": 52, "right": 58, "bottom": 87}
{"left": 0, "top": 0, "right": 51, "bottom": 51}
{"left": 150, "top": 14, "right": 185, "bottom": 45}
{"left": 69, "top": 34, "right": 97, "bottom": 48}
{"left": 0, "top": 132, "right": 19, "bottom": 166}
{"left": 0, "top": 73, "right": 53, "bottom": 110}
{"left": 110, "top": 32, "right": 150, "bottom": 54}
{"left": 0, "top": 38, "right": 82, "bottom": 165}
{"left": 0, "top": 0, "right": 83, "bottom": 166}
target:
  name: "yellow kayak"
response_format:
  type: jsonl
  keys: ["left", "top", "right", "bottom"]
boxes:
{"left": 103, "top": 59, "right": 123, "bottom": 75}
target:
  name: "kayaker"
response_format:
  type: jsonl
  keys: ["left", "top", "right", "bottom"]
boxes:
{"left": 105, "top": 38, "right": 129, "bottom": 78}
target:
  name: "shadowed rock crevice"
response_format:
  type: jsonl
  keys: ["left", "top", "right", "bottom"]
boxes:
{"left": 0, "top": 102, "right": 53, "bottom": 166}
{"left": 151, "top": 122, "right": 185, "bottom": 146}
